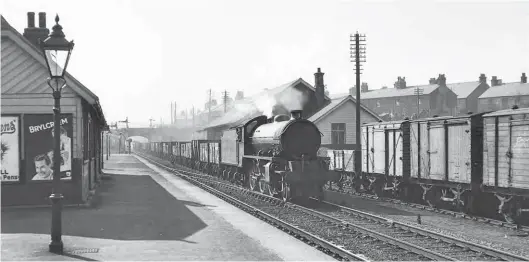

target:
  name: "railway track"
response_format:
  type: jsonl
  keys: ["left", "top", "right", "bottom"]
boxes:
{"left": 297, "top": 198, "right": 528, "bottom": 261}
{"left": 136, "top": 153, "right": 367, "bottom": 261}
{"left": 136, "top": 152, "right": 528, "bottom": 261}
{"left": 324, "top": 183, "right": 529, "bottom": 233}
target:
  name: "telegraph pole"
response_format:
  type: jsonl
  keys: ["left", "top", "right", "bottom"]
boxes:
{"left": 223, "top": 90, "right": 229, "bottom": 113}
{"left": 350, "top": 32, "right": 366, "bottom": 179}
{"left": 414, "top": 87, "right": 424, "bottom": 119}
{"left": 207, "top": 89, "right": 212, "bottom": 122}
{"left": 192, "top": 106, "right": 195, "bottom": 128}
{"left": 174, "top": 102, "right": 177, "bottom": 125}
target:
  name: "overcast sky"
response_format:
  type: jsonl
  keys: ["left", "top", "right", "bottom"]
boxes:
{"left": 2, "top": 0, "right": 528, "bottom": 127}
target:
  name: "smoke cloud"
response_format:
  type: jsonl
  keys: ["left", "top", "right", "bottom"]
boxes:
{"left": 253, "top": 88, "right": 308, "bottom": 118}
{"left": 206, "top": 87, "right": 310, "bottom": 127}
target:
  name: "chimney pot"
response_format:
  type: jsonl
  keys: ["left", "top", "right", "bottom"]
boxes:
{"left": 38, "top": 12, "right": 46, "bottom": 28}
{"left": 522, "top": 73, "right": 527, "bottom": 84}
{"left": 290, "top": 110, "right": 302, "bottom": 120}
{"left": 27, "top": 12, "right": 35, "bottom": 28}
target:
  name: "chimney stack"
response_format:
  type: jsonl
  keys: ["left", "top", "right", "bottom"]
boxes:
{"left": 394, "top": 77, "right": 406, "bottom": 89}
{"left": 429, "top": 78, "right": 437, "bottom": 84}
{"left": 314, "top": 68, "right": 325, "bottom": 108}
{"left": 491, "top": 76, "right": 501, "bottom": 86}
{"left": 437, "top": 74, "right": 446, "bottom": 86}
{"left": 479, "top": 73, "right": 487, "bottom": 84}
{"left": 361, "top": 82, "right": 369, "bottom": 93}
{"left": 522, "top": 73, "right": 527, "bottom": 84}
{"left": 23, "top": 12, "right": 50, "bottom": 48}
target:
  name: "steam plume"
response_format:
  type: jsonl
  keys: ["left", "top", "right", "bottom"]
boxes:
{"left": 254, "top": 87, "right": 308, "bottom": 118}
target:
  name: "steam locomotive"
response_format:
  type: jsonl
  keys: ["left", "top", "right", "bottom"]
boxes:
{"left": 136, "top": 109, "right": 339, "bottom": 201}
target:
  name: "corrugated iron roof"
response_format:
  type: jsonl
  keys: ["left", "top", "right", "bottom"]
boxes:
{"left": 447, "top": 81, "right": 480, "bottom": 98}
{"left": 308, "top": 94, "right": 382, "bottom": 123}
{"left": 479, "top": 82, "right": 529, "bottom": 98}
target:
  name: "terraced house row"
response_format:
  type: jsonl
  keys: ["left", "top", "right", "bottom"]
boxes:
{"left": 348, "top": 72, "right": 528, "bottom": 121}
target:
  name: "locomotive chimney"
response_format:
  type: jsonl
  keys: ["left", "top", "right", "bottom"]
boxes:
{"left": 290, "top": 110, "right": 302, "bottom": 120}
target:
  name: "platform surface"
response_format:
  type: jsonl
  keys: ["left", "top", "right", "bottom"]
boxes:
{"left": 1, "top": 154, "right": 337, "bottom": 261}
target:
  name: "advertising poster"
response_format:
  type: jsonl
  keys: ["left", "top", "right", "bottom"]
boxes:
{"left": 1, "top": 116, "right": 20, "bottom": 182}
{"left": 24, "top": 114, "right": 73, "bottom": 181}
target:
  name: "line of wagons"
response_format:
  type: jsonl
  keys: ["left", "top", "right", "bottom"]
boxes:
{"left": 135, "top": 107, "right": 529, "bottom": 224}
{"left": 346, "top": 106, "right": 527, "bottom": 224}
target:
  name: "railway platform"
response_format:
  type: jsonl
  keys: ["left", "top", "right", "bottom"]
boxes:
{"left": 1, "top": 154, "right": 336, "bottom": 261}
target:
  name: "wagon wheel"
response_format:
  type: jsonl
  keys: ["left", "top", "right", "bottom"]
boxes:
{"left": 316, "top": 184, "right": 325, "bottom": 201}
{"left": 502, "top": 200, "right": 523, "bottom": 224}
{"left": 373, "top": 182, "right": 384, "bottom": 198}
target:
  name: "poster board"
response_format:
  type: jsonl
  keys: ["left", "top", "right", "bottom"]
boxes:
{"left": 1, "top": 116, "right": 21, "bottom": 182}
{"left": 24, "top": 114, "right": 73, "bottom": 181}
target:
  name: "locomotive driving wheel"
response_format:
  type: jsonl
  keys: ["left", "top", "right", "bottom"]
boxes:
{"left": 258, "top": 180, "right": 273, "bottom": 196}
{"left": 249, "top": 174, "right": 258, "bottom": 191}
{"left": 280, "top": 181, "right": 291, "bottom": 201}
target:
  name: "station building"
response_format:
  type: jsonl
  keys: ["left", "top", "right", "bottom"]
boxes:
{"left": 1, "top": 13, "right": 108, "bottom": 206}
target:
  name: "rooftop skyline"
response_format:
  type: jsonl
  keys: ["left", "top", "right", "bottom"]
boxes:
{"left": 2, "top": 0, "right": 528, "bottom": 127}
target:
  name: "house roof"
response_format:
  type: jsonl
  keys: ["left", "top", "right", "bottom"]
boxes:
{"left": 308, "top": 94, "right": 382, "bottom": 123}
{"left": 479, "top": 82, "right": 529, "bottom": 99}
{"left": 447, "top": 81, "right": 481, "bottom": 98}
{"left": 1, "top": 15, "right": 107, "bottom": 127}
{"left": 340, "top": 80, "right": 483, "bottom": 100}
{"left": 199, "top": 78, "right": 329, "bottom": 130}
{"left": 356, "top": 84, "right": 440, "bottom": 99}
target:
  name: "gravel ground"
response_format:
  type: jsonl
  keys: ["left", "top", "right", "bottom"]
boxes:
{"left": 323, "top": 188, "right": 529, "bottom": 259}
{"left": 198, "top": 178, "right": 432, "bottom": 261}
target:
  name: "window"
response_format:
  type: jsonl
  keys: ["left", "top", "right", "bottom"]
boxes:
{"left": 331, "top": 123, "right": 346, "bottom": 145}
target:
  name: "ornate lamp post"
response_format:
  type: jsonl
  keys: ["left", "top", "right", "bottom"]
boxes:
{"left": 40, "top": 14, "right": 74, "bottom": 254}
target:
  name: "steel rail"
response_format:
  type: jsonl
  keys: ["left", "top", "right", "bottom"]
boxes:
{"left": 136, "top": 153, "right": 368, "bottom": 262}
{"left": 315, "top": 198, "right": 529, "bottom": 262}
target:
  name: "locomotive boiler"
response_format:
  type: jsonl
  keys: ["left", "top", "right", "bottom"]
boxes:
{"left": 250, "top": 110, "right": 322, "bottom": 159}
